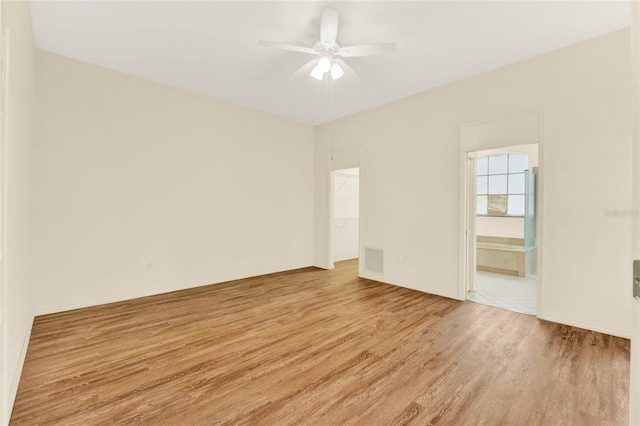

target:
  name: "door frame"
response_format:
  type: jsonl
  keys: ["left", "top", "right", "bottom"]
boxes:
{"left": 629, "top": 1, "right": 639, "bottom": 423}
{"left": 464, "top": 152, "right": 477, "bottom": 293}
{"left": 325, "top": 145, "right": 362, "bottom": 270}
{"left": 459, "top": 110, "right": 544, "bottom": 317}
{"left": 0, "top": 26, "right": 7, "bottom": 425}
{"left": 329, "top": 167, "right": 361, "bottom": 267}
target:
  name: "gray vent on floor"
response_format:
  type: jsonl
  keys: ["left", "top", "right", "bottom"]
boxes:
{"left": 364, "top": 248, "right": 383, "bottom": 274}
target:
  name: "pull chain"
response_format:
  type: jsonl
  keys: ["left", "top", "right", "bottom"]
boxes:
{"left": 329, "top": 73, "right": 334, "bottom": 162}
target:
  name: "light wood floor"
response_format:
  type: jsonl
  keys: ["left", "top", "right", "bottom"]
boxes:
{"left": 11, "top": 260, "right": 629, "bottom": 425}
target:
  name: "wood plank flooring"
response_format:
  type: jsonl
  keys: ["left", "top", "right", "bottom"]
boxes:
{"left": 11, "top": 260, "right": 629, "bottom": 425}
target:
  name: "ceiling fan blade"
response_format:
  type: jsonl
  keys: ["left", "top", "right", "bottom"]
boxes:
{"left": 320, "top": 8, "right": 339, "bottom": 47}
{"left": 290, "top": 59, "right": 318, "bottom": 79}
{"left": 335, "top": 58, "right": 358, "bottom": 82}
{"left": 259, "top": 40, "right": 318, "bottom": 55}
{"left": 336, "top": 43, "right": 396, "bottom": 58}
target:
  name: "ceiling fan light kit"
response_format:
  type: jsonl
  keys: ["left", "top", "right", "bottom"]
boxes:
{"left": 310, "top": 65, "right": 324, "bottom": 81}
{"left": 312, "top": 51, "right": 341, "bottom": 80}
{"left": 330, "top": 62, "right": 344, "bottom": 80}
{"left": 259, "top": 7, "right": 395, "bottom": 82}
{"left": 316, "top": 53, "right": 332, "bottom": 73}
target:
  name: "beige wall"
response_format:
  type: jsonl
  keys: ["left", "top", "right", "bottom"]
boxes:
{"left": 33, "top": 51, "right": 314, "bottom": 314}
{"left": 314, "top": 29, "right": 632, "bottom": 337}
{"left": 4, "top": 14, "right": 634, "bottom": 420}
{"left": 1, "top": 1, "right": 36, "bottom": 423}
{"left": 476, "top": 216, "right": 524, "bottom": 239}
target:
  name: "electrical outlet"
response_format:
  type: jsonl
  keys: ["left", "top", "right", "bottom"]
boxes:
{"left": 139, "top": 259, "right": 151, "bottom": 270}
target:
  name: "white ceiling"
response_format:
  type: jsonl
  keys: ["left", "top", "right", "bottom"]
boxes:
{"left": 29, "top": 1, "right": 630, "bottom": 126}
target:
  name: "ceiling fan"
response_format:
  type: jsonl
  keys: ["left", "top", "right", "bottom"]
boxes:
{"left": 259, "top": 8, "right": 395, "bottom": 81}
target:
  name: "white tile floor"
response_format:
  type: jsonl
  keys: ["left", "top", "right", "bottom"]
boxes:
{"left": 466, "top": 271, "right": 537, "bottom": 315}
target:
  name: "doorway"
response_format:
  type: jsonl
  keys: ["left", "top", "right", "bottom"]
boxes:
{"left": 331, "top": 168, "right": 360, "bottom": 265}
{"left": 465, "top": 144, "right": 539, "bottom": 315}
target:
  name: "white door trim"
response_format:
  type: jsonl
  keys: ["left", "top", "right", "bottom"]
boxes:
{"left": 464, "top": 152, "right": 477, "bottom": 293}
{"left": 0, "top": 26, "right": 9, "bottom": 425}
{"left": 628, "top": 1, "right": 639, "bottom": 423}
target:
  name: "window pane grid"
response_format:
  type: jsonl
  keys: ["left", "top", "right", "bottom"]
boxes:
{"left": 476, "top": 154, "right": 528, "bottom": 216}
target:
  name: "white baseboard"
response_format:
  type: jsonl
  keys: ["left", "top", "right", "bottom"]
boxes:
{"left": 35, "top": 281, "right": 243, "bottom": 316}
{"left": 4, "top": 314, "right": 34, "bottom": 425}
{"left": 359, "top": 272, "right": 461, "bottom": 301}
{"left": 35, "top": 264, "right": 316, "bottom": 317}
{"left": 35, "top": 290, "right": 161, "bottom": 316}
{"left": 538, "top": 312, "right": 631, "bottom": 339}
{"left": 358, "top": 273, "right": 630, "bottom": 339}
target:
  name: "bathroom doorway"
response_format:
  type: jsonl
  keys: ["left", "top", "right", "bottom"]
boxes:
{"left": 466, "top": 144, "right": 539, "bottom": 315}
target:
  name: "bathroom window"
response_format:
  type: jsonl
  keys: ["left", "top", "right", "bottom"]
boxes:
{"left": 477, "top": 154, "right": 528, "bottom": 216}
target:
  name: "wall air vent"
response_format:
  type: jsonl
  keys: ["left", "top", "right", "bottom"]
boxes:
{"left": 364, "top": 247, "right": 384, "bottom": 274}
